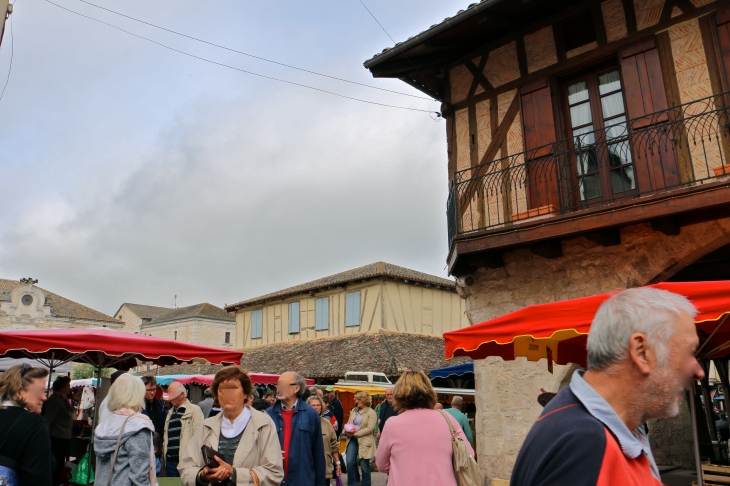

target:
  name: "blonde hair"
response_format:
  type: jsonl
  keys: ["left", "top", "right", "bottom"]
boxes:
{"left": 392, "top": 371, "right": 436, "bottom": 411}
{"left": 354, "top": 391, "right": 372, "bottom": 407}
{"left": 107, "top": 373, "right": 145, "bottom": 412}
{"left": 0, "top": 364, "right": 49, "bottom": 409}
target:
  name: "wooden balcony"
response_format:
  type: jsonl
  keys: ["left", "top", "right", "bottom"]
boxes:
{"left": 447, "top": 92, "right": 730, "bottom": 275}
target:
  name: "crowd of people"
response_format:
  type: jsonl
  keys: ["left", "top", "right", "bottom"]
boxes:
{"left": 0, "top": 362, "right": 475, "bottom": 486}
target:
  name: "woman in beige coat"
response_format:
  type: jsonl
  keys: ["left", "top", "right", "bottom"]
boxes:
{"left": 178, "top": 367, "right": 284, "bottom": 486}
{"left": 307, "top": 396, "right": 342, "bottom": 484}
{"left": 344, "top": 391, "right": 377, "bottom": 486}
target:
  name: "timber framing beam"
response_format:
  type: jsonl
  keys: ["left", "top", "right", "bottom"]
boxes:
{"left": 448, "top": 181, "right": 730, "bottom": 274}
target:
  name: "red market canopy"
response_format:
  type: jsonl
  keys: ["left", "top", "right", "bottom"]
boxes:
{"left": 174, "top": 373, "right": 314, "bottom": 387}
{"left": 444, "top": 281, "right": 730, "bottom": 367}
{"left": 0, "top": 328, "right": 242, "bottom": 371}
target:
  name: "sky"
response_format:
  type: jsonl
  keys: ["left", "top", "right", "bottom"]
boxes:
{"left": 0, "top": 0, "right": 466, "bottom": 316}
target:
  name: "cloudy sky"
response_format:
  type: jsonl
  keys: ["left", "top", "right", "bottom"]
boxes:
{"left": 0, "top": 0, "right": 465, "bottom": 316}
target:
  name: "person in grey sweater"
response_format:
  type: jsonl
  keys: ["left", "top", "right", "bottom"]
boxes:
{"left": 94, "top": 373, "right": 157, "bottom": 486}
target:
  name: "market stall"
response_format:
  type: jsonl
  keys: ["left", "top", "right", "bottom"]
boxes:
{"left": 0, "top": 328, "right": 242, "bottom": 485}
{"left": 443, "top": 280, "right": 730, "bottom": 486}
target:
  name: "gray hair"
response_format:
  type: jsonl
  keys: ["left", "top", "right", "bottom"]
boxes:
{"left": 293, "top": 373, "right": 307, "bottom": 398}
{"left": 251, "top": 388, "right": 260, "bottom": 399}
{"left": 107, "top": 373, "right": 145, "bottom": 412}
{"left": 451, "top": 396, "right": 464, "bottom": 408}
{"left": 586, "top": 288, "right": 697, "bottom": 371}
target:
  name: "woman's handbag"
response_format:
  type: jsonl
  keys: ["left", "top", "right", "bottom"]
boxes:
{"left": 438, "top": 411, "right": 487, "bottom": 486}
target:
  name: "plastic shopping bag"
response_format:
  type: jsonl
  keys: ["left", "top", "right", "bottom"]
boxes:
{"left": 70, "top": 452, "right": 95, "bottom": 485}
{"left": 335, "top": 476, "right": 344, "bottom": 486}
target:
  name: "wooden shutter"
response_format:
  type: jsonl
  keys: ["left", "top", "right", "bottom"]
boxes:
{"left": 619, "top": 37, "right": 679, "bottom": 190}
{"left": 288, "top": 302, "right": 300, "bottom": 334}
{"left": 620, "top": 37, "right": 670, "bottom": 128}
{"left": 715, "top": 6, "right": 730, "bottom": 91}
{"left": 520, "top": 77, "right": 560, "bottom": 210}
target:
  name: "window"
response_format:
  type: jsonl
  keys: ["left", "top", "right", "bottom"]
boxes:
{"left": 564, "top": 68, "right": 634, "bottom": 202}
{"left": 251, "top": 309, "right": 263, "bottom": 339}
{"left": 289, "top": 302, "right": 300, "bottom": 334}
{"left": 173, "top": 330, "right": 178, "bottom": 340}
{"left": 345, "top": 291, "right": 361, "bottom": 327}
{"left": 224, "top": 331, "right": 231, "bottom": 344}
{"left": 315, "top": 297, "right": 329, "bottom": 331}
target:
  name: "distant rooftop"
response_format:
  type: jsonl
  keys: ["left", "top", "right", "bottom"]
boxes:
{"left": 116, "top": 303, "right": 170, "bottom": 320}
{"left": 225, "top": 262, "right": 455, "bottom": 311}
{"left": 0, "top": 279, "right": 117, "bottom": 323}
{"left": 142, "top": 302, "right": 234, "bottom": 327}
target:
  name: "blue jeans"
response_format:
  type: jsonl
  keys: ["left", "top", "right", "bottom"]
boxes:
{"left": 346, "top": 438, "right": 370, "bottom": 486}
{"left": 165, "top": 459, "right": 179, "bottom": 477}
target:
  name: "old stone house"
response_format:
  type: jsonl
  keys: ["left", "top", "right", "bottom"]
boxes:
{"left": 364, "top": 0, "right": 730, "bottom": 480}
{"left": 0, "top": 278, "right": 120, "bottom": 330}
{"left": 113, "top": 303, "right": 170, "bottom": 334}
{"left": 224, "top": 261, "right": 470, "bottom": 348}
{"left": 137, "top": 302, "right": 236, "bottom": 348}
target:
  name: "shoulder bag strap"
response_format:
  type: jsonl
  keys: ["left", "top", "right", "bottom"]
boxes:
{"left": 438, "top": 410, "right": 459, "bottom": 437}
{"left": 105, "top": 415, "right": 133, "bottom": 486}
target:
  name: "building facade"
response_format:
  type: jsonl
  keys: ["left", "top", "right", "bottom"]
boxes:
{"left": 113, "top": 303, "right": 170, "bottom": 334}
{"left": 138, "top": 302, "right": 236, "bottom": 348}
{"left": 365, "top": 0, "right": 730, "bottom": 480}
{"left": 225, "top": 262, "right": 470, "bottom": 348}
{"left": 0, "top": 278, "right": 120, "bottom": 330}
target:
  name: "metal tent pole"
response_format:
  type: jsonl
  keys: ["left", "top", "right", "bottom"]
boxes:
{"left": 46, "top": 352, "right": 55, "bottom": 397}
{"left": 85, "top": 363, "right": 102, "bottom": 486}
{"left": 690, "top": 384, "right": 704, "bottom": 486}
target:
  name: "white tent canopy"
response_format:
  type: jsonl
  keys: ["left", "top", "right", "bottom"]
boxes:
{"left": 0, "top": 357, "right": 72, "bottom": 373}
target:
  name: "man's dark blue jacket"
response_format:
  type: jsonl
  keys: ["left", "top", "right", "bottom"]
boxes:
{"left": 266, "top": 399, "right": 325, "bottom": 486}
{"left": 141, "top": 397, "right": 165, "bottom": 435}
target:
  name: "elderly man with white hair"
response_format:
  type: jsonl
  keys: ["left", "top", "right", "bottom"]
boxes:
{"left": 162, "top": 381, "right": 203, "bottom": 478}
{"left": 511, "top": 288, "right": 705, "bottom": 486}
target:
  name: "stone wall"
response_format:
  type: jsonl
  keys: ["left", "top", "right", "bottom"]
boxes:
{"left": 464, "top": 216, "right": 730, "bottom": 482}
{"left": 649, "top": 400, "right": 696, "bottom": 469}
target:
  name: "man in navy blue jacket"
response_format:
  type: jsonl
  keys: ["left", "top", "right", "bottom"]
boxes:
{"left": 266, "top": 371, "right": 325, "bottom": 486}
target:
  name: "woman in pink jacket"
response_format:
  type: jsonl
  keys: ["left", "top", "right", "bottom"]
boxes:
{"left": 375, "top": 371, "right": 474, "bottom": 486}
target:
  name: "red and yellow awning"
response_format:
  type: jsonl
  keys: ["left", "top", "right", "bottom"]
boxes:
{"left": 444, "top": 281, "right": 730, "bottom": 367}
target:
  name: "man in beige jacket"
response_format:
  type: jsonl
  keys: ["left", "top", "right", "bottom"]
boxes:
{"left": 163, "top": 382, "right": 204, "bottom": 477}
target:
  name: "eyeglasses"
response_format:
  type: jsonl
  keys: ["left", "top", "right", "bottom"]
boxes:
{"left": 21, "top": 363, "right": 32, "bottom": 377}
{"left": 145, "top": 388, "right": 157, "bottom": 392}
{"left": 276, "top": 382, "right": 297, "bottom": 388}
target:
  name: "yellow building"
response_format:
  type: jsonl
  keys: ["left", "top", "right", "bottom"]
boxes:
{"left": 225, "top": 262, "right": 469, "bottom": 348}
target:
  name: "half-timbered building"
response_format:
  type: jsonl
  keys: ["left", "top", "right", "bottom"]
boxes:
{"left": 365, "top": 0, "right": 730, "bottom": 479}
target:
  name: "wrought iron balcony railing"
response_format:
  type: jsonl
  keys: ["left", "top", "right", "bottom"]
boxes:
{"left": 447, "top": 91, "right": 730, "bottom": 244}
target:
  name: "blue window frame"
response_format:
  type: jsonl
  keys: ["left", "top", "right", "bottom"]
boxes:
{"left": 315, "top": 297, "right": 329, "bottom": 330}
{"left": 345, "top": 291, "right": 361, "bottom": 327}
{"left": 289, "top": 302, "right": 300, "bottom": 334}
{"left": 251, "top": 309, "right": 263, "bottom": 339}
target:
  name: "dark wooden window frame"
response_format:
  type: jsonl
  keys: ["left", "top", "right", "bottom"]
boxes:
{"left": 558, "top": 60, "right": 637, "bottom": 206}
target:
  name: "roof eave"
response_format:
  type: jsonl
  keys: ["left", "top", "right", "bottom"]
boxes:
{"left": 362, "top": 0, "right": 506, "bottom": 70}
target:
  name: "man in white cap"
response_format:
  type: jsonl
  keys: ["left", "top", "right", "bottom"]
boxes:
{"left": 162, "top": 382, "right": 203, "bottom": 477}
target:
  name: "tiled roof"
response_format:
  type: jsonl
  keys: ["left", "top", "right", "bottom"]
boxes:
{"left": 363, "top": 1, "right": 492, "bottom": 66}
{"left": 143, "top": 330, "right": 470, "bottom": 379}
{"left": 117, "top": 303, "right": 170, "bottom": 320}
{"left": 0, "top": 279, "right": 118, "bottom": 323}
{"left": 225, "top": 262, "right": 455, "bottom": 311}
{"left": 143, "top": 303, "right": 234, "bottom": 326}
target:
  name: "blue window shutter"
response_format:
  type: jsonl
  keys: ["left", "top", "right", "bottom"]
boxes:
{"left": 316, "top": 298, "right": 329, "bottom": 330}
{"left": 289, "top": 302, "right": 300, "bottom": 334}
{"left": 251, "top": 310, "right": 263, "bottom": 339}
{"left": 346, "top": 291, "right": 361, "bottom": 327}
